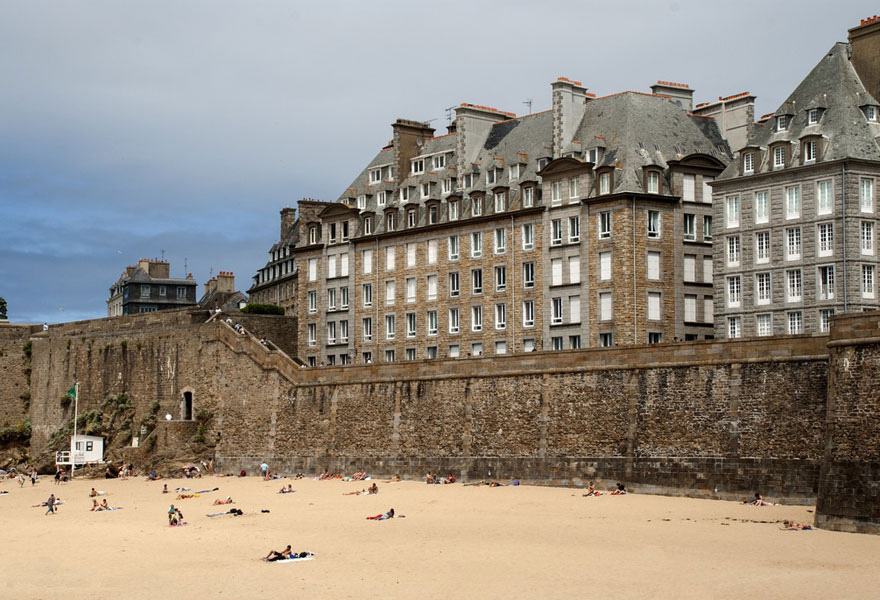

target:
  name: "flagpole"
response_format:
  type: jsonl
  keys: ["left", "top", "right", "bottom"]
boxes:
{"left": 71, "top": 382, "right": 79, "bottom": 479}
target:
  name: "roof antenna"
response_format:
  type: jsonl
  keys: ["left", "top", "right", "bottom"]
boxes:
{"left": 523, "top": 98, "right": 533, "bottom": 114}
{"left": 445, "top": 106, "right": 456, "bottom": 125}
{"left": 184, "top": 257, "right": 188, "bottom": 274}
{"left": 160, "top": 249, "right": 165, "bottom": 261}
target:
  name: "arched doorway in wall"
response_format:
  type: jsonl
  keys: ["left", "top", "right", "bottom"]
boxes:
{"left": 181, "top": 388, "right": 194, "bottom": 421}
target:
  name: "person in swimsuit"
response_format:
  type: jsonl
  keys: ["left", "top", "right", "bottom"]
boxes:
{"left": 265, "top": 545, "right": 293, "bottom": 561}
{"left": 367, "top": 508, "right": 395, "bottom": 520}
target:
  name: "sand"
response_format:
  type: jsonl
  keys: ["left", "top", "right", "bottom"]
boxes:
{"left": 1, "top": 474, "right": 878, "bottom": 599}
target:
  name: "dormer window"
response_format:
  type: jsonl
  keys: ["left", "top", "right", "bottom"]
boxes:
{"left": 328, "top": 223, "right": 337, "bottom": 244}
{"left": 377, "top": 191, "right": 387, "bottom": 206}
{"left": 743, "top": 152, "right": 755, "bottom": 174}
{"left": 599, "top": 171, "right": 611, "bottom": 195}
{"left": 646, "top": 171, "right": 660, "bottom": 194}
{"left": 400, "top": 187, "right": 410, "bottom": 203}
{"left": 309, "top": 225, "right": 317, "bottom": 245}
{"left": 386, "top": 212, "right": 396, "bottom": 232}
{"left": 776, "top": 115, "right": 788, "bottom": 132}
{"left": 486, "top": 168, "right": 497, "bottom": 185}
{"left": 433, "top": 154, "right": 446, "bottom": 170}
{"left": 442, "top": 178, "right": 452, "bottom": 194}
{"left": 421, "top": 183, "right": 430, "bottom": 199}
{"left": 407, "top": 209, "right": 417, "bottom": 228}
{"left": 866, "top": 106, "right": 878, "bottom": 122}
{"left": 509, "top": 164, "right": 520, "bottom": 181}
{"left": 523, "top": 186, "right": 534, "bottom": 208}
{"left": 472, "top": 195, "right": 483, "bottom": 216}
{"left": 357, "top": 194, "right": 366, "bottom": 210}
{"left": 773, "top": 145, "right": 786, "bottom": 169}
{"left": 364, "top": 217, "right": 373, "bottom": 235}
{"left": 428, "top": 204, "right": 439, "bottom": 224}
{"left": 494, "top": 191, "right": 506, "bottom": 213}
{"left": 587, "top": 148, "right": 601, "bottom": 164}
{"left": 449, "top": 200, "right": 459, "bottom": 221}
{"left": 370, "top": 169, "right": 382, "bottom": 184}
{"left": 411, "top": 159, "right": 425, "bottom": 174}
{"left": 538, "top": 158, "right": 550, "bottom": 170}
{"left": 807, "top": 109, "right": 820, "bottom": 125}
{"left": 464, "top": 173, "right": 473, "bottom": 188}
{"left": 803, "top": 140, "right": 817, "bottom": 163}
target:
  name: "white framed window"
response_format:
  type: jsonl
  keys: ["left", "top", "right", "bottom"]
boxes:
{"left": 442, "top": 178, "right": 452, "bottom": 194}
{"left": 702, "top": 176, "right": 714, "bottom": 203}
{"left": 428, "top": 205, "right": 439, "bottom": 224}
{"left": 158, "top": 285, "right": 166, "bottom": 297}
{"left": 551, "top": 258, "right": 562, "bottom": 286}
{"left": 357, "top": 194, "right": 366, "bottom": 210}
{"left": 407, "top": 209, "right": 417, "bottom": 228}
{"left": 495, "top": 191, "right": 506, "bottom": 213}
{"left": 384, "top": 349, "right": 396, "bottom": 363}
{"left": 647, "top": 292, "right": 661, "bottom": 320}
{"left": 307, "top": 323, "right": 317, "bottom": 346}
{"left": 818, "top": 223, "right": 834, "bottom": 257}
{"left": 727, "top": 275, "right": 741, "bottom": 308}
{"left": 866, "top": 106, "right": 878, "bottom": 121}
{"left": 862, "top": 264, "right": 875, "bottom": 298}
{"left": 684, "top": 294, "right": 697, "bottom": 322}
{"left": 773, "top": 145, "right": 786, "bottom": 169}
{"left": 684, "top": 254, "right": 695, "bottom": 282}
{"left": 704, "top": 215, "right": 713, "bottom": 241}
{"left": 599, "top": 332, "right": 613, "bottom": 347}
{"left": 448, "top": 272, "right": 460, "bottom": 297}
{"left": 308, "top": 258, "right": 317, "bottom": 281}
{"left": 448, "top": 236, "right": 459, "bottom": 261}
{"left": 804, "top": 140, "right": 817, "bottom": 163}
{"left": 755, "top": 272, "right": 771, "bottom": 305}
{"left": 509, "top": 164, "right": 520, "bottom": 181}
{"left": 704, "top": 297, "right": 714, "bottom": 323}
{"left": 569, "top": 295, "right": 580, "bottom": 323}
{"left": 405, "top": 277, "right": 416, "bottom": 303}
{"left": 486, "top": 168, "right": 496, "bottom": 185}
{"left": 362, "top": 283, "right": 372, "bottom": 307}
{"left": 568, "top": 256, "right": 580, "bottom": 284}
{"left": 449, "top": 200, "right": 459, "bottom": 221}
{"left": 523, "top": 262, "right": 535, "bottom": 288}
{"left": 807, "top": 108, "right": 820, "bottom": 125}
{"left": 494, "top": 340, "right": 507, "bottom": 355}
{"left": 728, "top": 316, "right": 742, "bottom": 339}
{"left": 377, "top": 191, "right": 387, "bottom": 206}
{"left": 861, "top": 178, "right": 874, "bottom": 213}
{"left": 682, "top": 174, "right": 695, "bottom": 201}
{"left": 743, "top": 152, "right": 754, "bottom": 174}
{"left": 599, "top": 172, "right": 610, "bottom": 195}
{"left": 340, "top": 320, "right": 349, "bottom": 343}
{"left": 340, "top": 253, "right": 349, "bottom": 276}
{"left": 523, "top": 186, "right": 533, "bottom": 208}
{"left": 727, "top": 236, "right": 740, "bottom": 266}
{"left": 819, "top": 308, "right": 835, "bottom": 333}
{"left": 308, "top": 290, "right": 317, "bottom": 314}
{"left": 494, "top": 303, "right": 506, "bottom": 330}
{"left": 385, "top": 315, "right": 396, "bottom": 340}
{"left": 568, "top": 216, "right": 580, "bottom": 243}
{"left": 599, "top": 292, "right": 612, "bottom": 321}
{"left": 427, "top": 274, "right": 438, "bottom": 301}
{"left": 362, "top": 317, "right": 372, "bottom": 342}
{"left": 817, "top": 180, "right": 833, "bottom": 215}
{"left": 818, "top": 265, "right": 835, "bottom": 300}
{"left": 386, "top": 211, "right": 396, "bottom": 231}
{"left": 327, "top": 255, "right": 337, "bottom": 279}
{"left": 787, "top": 311, "right": 803, "bottom": 334}
{"left": 647, "top": 210, "right": 661, "bottom": 238}
{"left": 683, "top": 214, "right": 696, "bottom": 241}
{"left": 411, "top": 158, "right": 425, "bottom": 174}
{"left": 385, "top": 280, "right": 396, "bottom": 305}
{"left": 551, "top": 297, "right": 563, "bottom": 324}
{"left": 600, "top": 252, "right": 612, "bottom": 281}
{"left": 785, "top": 186, "right": 800, "bottom": 219}
{"left": 551, "top": 181, "right": 562, "bottom": 206}
{"left": 522, "top": 224, "right": 534, "bottom": 250}
{"left": 384, "top": 246, "right": 396, "bottom": 271}
{"left": 786, "top": 228, "right": 802, "bottom": 260}
{"left": 309, "top": 226, "right": 317, "bottom": 244}
{"left": 427, "top": 239, "right": 438, "bottom": 265}
{"left": 494, "top": 266, "right": 507, "bottom": 292}
{"left": 647, "top": 251, "right": 660, "bottom": 280}
{"left": 471, "top": 232, "right": 482, "bottom": 258}
{"left": 776, "top": 115, "right": 788, "bottom": 131}
{"left": 472, "top": 196, "right": 482, "bottom": 216}
{"left": 472, "top": 268, "right": 483, "bottom": 294}
{"left": 861, "top": 221, "right": 875, "bottom": 255}
{"left": 551, "top": 219, "right": 562, "bottom": 245}
{"left": 364, "top": 217, "right": 373, "bottom": 235}
{"left": 370, "top": 168, "right": 382, "bottom": 184}
{"left": 427, "top": 310, "right": 438, "bottom": 336}
{"left": 647, "top": 171, "right": 660, "bottom": 194}
{"left": 406, "top": 243, "right": 416, "bottom": 267}
{"left": 757, "top": 313, "right": 773, "bottom": 337}
{"left": 433, "top": 154, "right": 446, "bottom": 170}
{"left": 755, "top": 190, "right": 769, "bottom": 223}
{"left": 787, "top": 269, "right": 803, "bottom": 302}
{"left": 726, "top": 196, "right": 740, "bottom": 228}
{"left": 522, "top": 300, "right": 535, "bottom": 327}
{"left": 448, "top": 308, "right": 460, "bottom": 334}
{"left": 329, "top": 223, "right": 337, "bottom": 244}
{"left": 494, "top": 228, "right": 506, "bottom": 254}
{"left": 599, "top": 211, "right": 612, "bottom": 238}
{"left": 471, "top": 305, "right": 483, "bottom": 332}
{"left": 328, "top": 288, "right": 337, "bottom": 311}
{"left": 756, "top": 231, "right": 770, "bottom": 264}
{"left": 569, "top": 178, "right": 579, "bottom": 201}
{"left": 471, "top": 342, "right": 483, "bottom": 356}
{"left": 464, "top": 174, "right": 473, "bottom": 189}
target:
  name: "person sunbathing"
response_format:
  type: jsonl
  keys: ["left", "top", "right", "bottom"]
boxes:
{"left": 781, "top": 520, "right": 812, "bottom": 530}
{"left": 213, "top": 496, "right": 234, "bottom": 505}
{"left": 343, "top": 489, "right": 366, "bottom": 496}
{"left": 176, "top": 493, "right": 196, "bottom": 500}
{"left": 368, "top": 483, "right": 378, "bottom": 494}
{"left": 442, "top": 474, "right": 456, "bottom": 484}
{"left": 351, "top": 469, "right": 366, "bottom": 481}
{"left": 90, "top": 499, "right": 100, "bottom": 511}
{"left": 279, "top": 484, "right": 294, "bottom": 494}
{"left": 383, "top": 474, "right": 401, "bottom": 483}
{"left": 747, "top": 493, "right": 777, "bottom": 506}
{"left": 318, "top": 469, "right": 331, "bottom": 480}
{"left": 89, "top": 488, "right": 98, "bottom": 497}
{"left": 610, "top": 482, "right": 627, "bottom": 495}
{"left": 265, "top": 545, "right": 293, "bottom": 562}
{"left": 425, "top": 472, "right": 436, "bottom": 484}
{"left": 99, "top": 499, "right": 111, "bottom": 510}
{"left": 367, "top": 508, "right": 395, "bottom": 520}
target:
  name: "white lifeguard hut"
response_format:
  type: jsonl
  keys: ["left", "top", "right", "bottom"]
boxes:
{"left": 56, "top": 435, "right": 104, "bottom": 467}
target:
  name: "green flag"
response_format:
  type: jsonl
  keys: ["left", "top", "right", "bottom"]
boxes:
{"left": 65, "top": 385, "right": 76, "bottom": 400}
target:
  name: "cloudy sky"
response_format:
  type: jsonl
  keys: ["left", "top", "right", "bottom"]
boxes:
{"left": 0, "top": 1, "right": 875, "bottom": 323}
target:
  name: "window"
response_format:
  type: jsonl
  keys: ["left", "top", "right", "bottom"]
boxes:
{"left": 861, "top": 178, "right": 874, "bottom": 213}
{"left": 677, "top": 213, "right": 695, "bottom": 242}
{"left": 568, "top": 256, "right": 580, "bottom": 284}
{"left": 427, "top": 310, "right": 438, "bottom": 336}
{"left": 494, "top": 228, "right": 506, "bottom": 254}
{"left": 362, "top": 283, "right": 372, "bottom": 307}
{"left": 159, "top": 285, "right": 166, "bottom": 297}
{"left": 704, "top": 297, "right": 714, "bottom": 323}
{"left": 728, "top": 317, "right": 742, "bottom": 339}
{"left": 406, "top": 243, "right": 416, "bottom": 267}
{"left": 818, "top": 265, "right": 835, "bottom": 300}
{"left": 449, "top": 200, "right": 459, "bottom": 221}
{"left": 726, "top": 196, "right": 740, "bottom": 228}
{"left": 786, "top": 228, "right": 802, "bottom": 260}
{"left": 383, "top": 247, "right": 395, "bottom": 271}
{"left": 362, "top": 318, "right": 372, "bottom": 341}
{"left": 773, "top": 145, "right": 786, "bottom": 169}
{"left": 340, "top": 320, "right": 349, "bottom": 343}
{"left": 309, "top": 226, "right": 318, "bottom": 244}
{"left": 647, "top": 292, "right": 661, "bottom": 320}
{"left": 472, "top": 196, "right": 482, "bottom": 216}
{"left": 727, "top": 276, "right": 741, "bottom": 308}
{"left": 551, "top": 181, "right": 562, "bottom": 205}
{"left": 328, "top": 256, "right": 337, "bottom": 279}
{"left": 776, "top": 115, "right": 788, "bottom": 131}
{"left": 551, "top": 258, "right": 562, "bottom": 286}
{"left": 385, "top": 280, "right": 396, "bottom": 305}
{"left": 702, "top": 176, "right": 714, "bottom": 203}
{"left": 411, "top": 158, "right": 424, "bottom": 174}
{"left": 340, "top": 253, "right": 349, "bottom": 276}
{"left": 494, "top": 266, "right": 507, "bottom": 292}
{"left": 647, "top": 210, "right": 660, "bottom": 238}
{"left": 494, "top": 340, "right": 508, "bottom": 355}
{"left": 177, "top": 286, "right": 187, "bottom": 299}
{"left": 522, "top": 300, "right": 535, "bottom": 327}
{"left": 787, "top": 269, "right": 803, "bottom": 302}
{"left": 427, "top": 275, "right": 438, "bottom": 301}
{"left": 817, "top": 180, "right": 833, "bottom": 215}
{"left": 755, "top": 232, "right": 770, "bottom": 263}
{"left": 471, "top": 232, "right": 482, "bottom": 257}
{"left": 682, "top": 174, "right": 695, "bottom": 201}
{"left": 648, "top": 332, "right": 662, "bottom": 344}
{"left": 518, "top": 186, "right": 532, "bottom": 209}
{"left": 495, "top": 191, "right": 506, "bottom": 213}
{"left": 471, "top": 306, "right": 483, "bottom": 331}
{"left": 646, "top": 171, "right": 659, "bottom": 194}
{"left": 522, "top": 224, "right": 534, "bottom": 250}
{"left": 754, "top": 190, "right": 769, "bottom": 224}
{"left": 807, "top": 108, "right": 820, "bottom": 125}
{"left": 404, "top": 348, "right": 416, "bottom": 361}
{"left": 471, "top": 342, "right": 483, "bottom": 356}
{"left": 788, "top": 312, "right": 803, "bottom": 334}
{"left": 568, "top": 216, "right": 580, "bottom": 242}
{"left": 569, "top": 178, "right": 579, "bottom": 201}
{"left": 703, "top": 215, "right": 713, "bottom": 242}
{"left": 600, "top": 252, "right": 612, "bottom": 281}
{"left": 364, "top": 217, "right": 373, "bottom": 235}
{"left": 405, "top": 277, "right": 416, "bottom": 303}
{"left": 495, "top": 303, "right": 506, "bottom": 330}
{"left": 384, "top": 349, "right": 395, "bottom": 362}
{"left": 819, "top": 309, "right": 835, "bottom": 333}
{"left": 684, "top": 294, "right": 697, "bottom": 322}
{"left": 449, "top": 272, "right": 460, "bottom": 297}
{"left": 308, "top": 291, "right": 318, "bottom": 313}
{"left": 140, "top": 285, "right": 150, "bottom": 298}
{"left": 569, "top": 295, "right": 580, "bottom": 323}
{"left": 386, "top": 211, "right": 396, "bottom": 231}
{"left": 587, "top": 148, "right": 600, "bottom": 163}
{"left": 464, "top": 174, "right": 473, "bottom": 189}
{"left": 377, "top": 191, "right": 387, "bottom": 206}
{"left": 866, "top": 106, "right": 878, "bottom": 121}
{"left": 684, "top": 254, "right": 695, "bottom": 282}
{"left": 385, "top": 315, "right": 396, "bottom": 340}
{"left": 523, "top": 262, "right": 535, "bottom": 288}
{"left": 328, "top": 288, "right": 337, "bottom": 311}
{"left": 727, "top": 236, "right": 740, "bottom": 266}
{"left": 356, "top": 194, "right": 366, "bottom": 210}
{"left": 599, "top": 172, "right": 610, "bottom": 195}
{"left": 785, "top": 186, "right": 800, "bottom": 219}
{"left": 427, "top": 239, "right": 438, "bottom": 265}
{"left": 425, "top": 346, "right": 438, "bottom": 360}
{"left": 307, "top": 323, "right": 317, "bottom": 346}
{"left": 647, "top": 251, "right": 660, "bottom": 280}
{"left": 757, "top": 314, "right": 773, "bottom": 337}
{"left": 370, "top": 168, "right": 381, "bottom": 184}
{"left": 704, "top": 257, "right": 713, "bottom": 283}
{"left": 407, "top": 209, "right": 416, "bottom": 228}
{"left": 818, "top": 223, "right": 834, "bottom": 257}
{"left": 804, "top": 140, "right": 817, "bottom": 163}
{"left": 433, "top": 154, "right": 446, "bottom": 170}
{"left": 329, "top": 223, "right": 337, "bottom": 244}
{"left": 756, "top": 272, "right": 771, "bottom": 305}
{"left": 569, "top": 335, "right": 581, "bottom": 349}
{"left": 599, "top": 292, "right": 612, "bottom": 321}
{"left": 599, "top": 332, "right": 613, "bottom": 347}
{"left": 551, "top": 219, "right": 562, "bottom": 245}
{"left": 551, "top": 297, "right": 563, "bottom": 324}
{"left": 486, "top": 169, "right": 496, "bottom": 185}
{"left": 472, "top": 269, "right": 483, "bottom": 294}
{"left": 448, "top": 235, "right": 459, "bottom": 260}
{"left": 308, "top": 258, "right": 317, "bottom": 281}
{"left": 448, "top": 308, "right": 460, "bottom": 334}
{"left": 509, "top": 164, "right": 520, "bottom": 181}
{"left": 861, "top": 221, "right": 875, "bottom": 255}
{"left": 429, "top": 205, "right": 438, "bottom": 224}
{"left": 743, "top": 152, "right": 754, "bottom": 174}
{"left": 863, "top": 264, "right": 875, "bottom": 298}
{"left": 599, "top": 211, "right": 612, "bottom": 238}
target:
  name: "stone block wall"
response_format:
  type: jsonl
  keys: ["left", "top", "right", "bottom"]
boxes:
{"left": 0, "top": 324, "right": 35, "bottom": 427}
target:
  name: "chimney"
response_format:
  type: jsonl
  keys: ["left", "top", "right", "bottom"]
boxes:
{"left": 849, "top": 16, "right": 880, "bottom": 103}
{"left": 280, "top": 206, "right": 296, "bottom": 238}
{"left": 204, "top": 277, "right": 217, "bottom": 296}
{"left": 137, "top": 258, "right": 150, "bottom": 273}
{"left": 453, "top": 103, "right": 515, "bottom": 176}
{"left": 391, "top": 119, "right": 435, "bottom": 184}
{"left": 551, "top": 77, "right": 590, "bottom": 158}
{"left": 651, "top": 80, "right": 694, "bottom": 111}
{"left": 217, "top": 271, "right": 235, "bottom": 293}
{"left": 125, "top": 265, "right": 136, "bottom": 277}
{"left": 148, "top": 260, "right": 170, "bottom": 279}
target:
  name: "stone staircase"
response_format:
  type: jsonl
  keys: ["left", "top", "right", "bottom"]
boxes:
{"left": 210, "top": 320, "right": 303, "bottom": 385}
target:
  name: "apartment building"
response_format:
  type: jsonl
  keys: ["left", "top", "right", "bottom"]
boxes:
{"left": 248, "top": 206, "right": 300, "bottom": 314}
{"left": 107, "top": 259, "right": 197, "bottom": 316}
{"left": 266, "top": 77, "right": 733, "bottom": 365}
{"left": 713, "top": 19, "right": 880, "bottom": 339}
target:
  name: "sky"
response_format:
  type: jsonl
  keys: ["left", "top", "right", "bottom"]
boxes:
{"left": 0, "top": 0, "right": 876, "bottom": 323}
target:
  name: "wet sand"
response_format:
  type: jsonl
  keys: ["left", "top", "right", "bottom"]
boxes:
{"left": 1, "top": 475, "right": 878, "bottom": 599}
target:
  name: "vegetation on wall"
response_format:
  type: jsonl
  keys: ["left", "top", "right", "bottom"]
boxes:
{"left": 0, "top": 296, "right": 7, "bottom": 320}
{"left": 0, "top": 418, "right": 31, "bottom": 446}
{"left": 240, "top": 303, "right": 285, "bottom": 315}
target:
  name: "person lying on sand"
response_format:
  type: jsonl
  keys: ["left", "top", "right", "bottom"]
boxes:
{"left": 265, "top": 545, "right": 293, "bottom": 561}
{"left": 583, "top": 482, "right": 602, "bottom": 497}
{"left": 781, "top": 520, "right": 812, "bottom": 530}
{"left": 610, "top": 482, "right": 627, "bottom": 495}
{"left": 176, "top": 494, "right": 197, "bottom": 500}
{"left": 745, "top": 493, "right": 778, "bottom": 506}
{"left": 343, "top": 489, "right": 366, "bottom": 496}
{"left": 351, "top": 469, "right": 366, "bottom": 481}
{"left": 279, "top": 484, "right": 294, "bottom": 494}
{"left": 34, "top": 497, "right": 64, "bottom": 507}
{"left": 383, "top": 474, "right": 401, "bottom": 483}
{"left": 366, "top": 508, "right": 395, "bottom": 520}
{"left": 213, "top": 496, "right": 234, "bottom": 505}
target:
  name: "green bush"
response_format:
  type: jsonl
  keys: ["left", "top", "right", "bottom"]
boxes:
{"left": 22, "top": 341, "right": 32, "bottom": 360}
{"left": 0, "top": 418, "right": 31, "bottom": 445}
{"left": 240, "top": 303, "right": 284, "bottom": 316}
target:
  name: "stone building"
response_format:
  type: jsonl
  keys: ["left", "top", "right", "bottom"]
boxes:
{"left": 199, "top": 271, "right": 248, "bottom": 312}
{"left": 247, "top": 206, "right": 299, "bottom": 314}
{"left": 713, "top": 19, "right": 880, "bottom": 339}
{"left": 107, "top": 259, "right": 197, "bottom": 316}
{"left": 268, "top": 76, "right": 734, "bottom": 365}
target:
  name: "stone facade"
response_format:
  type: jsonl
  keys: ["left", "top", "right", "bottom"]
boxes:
{"left": 108, "top": 259, "right": 198, "bottom": 316}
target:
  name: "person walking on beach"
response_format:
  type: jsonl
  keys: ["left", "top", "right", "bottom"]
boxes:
{"left": 30, "top": 469, "right": 37, "bottom": 486}
{"left": 260, "top": 461, "right": 269, "bottom": 479}
{"left": 45, "top": 493, "right": 56, "bottom": 515}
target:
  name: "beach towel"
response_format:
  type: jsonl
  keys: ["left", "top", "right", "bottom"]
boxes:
{"left": 206, "top": 512, "right": 227, "bottom": 518}
{"left": 196, "top": 488, "right": 219, "bottom": 494}
{"left": 270, "top": 554, "right": 315, "bottom": 563}
{"left": 169, "top": 523, "right": 188, "bottom": 528}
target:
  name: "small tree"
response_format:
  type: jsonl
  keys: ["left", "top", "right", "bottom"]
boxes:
{"left": 0, "top": 296, "right": 7, "bottom": 320}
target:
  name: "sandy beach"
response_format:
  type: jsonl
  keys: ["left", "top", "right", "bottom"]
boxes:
{"left": 1, "top": 474, "right": 878, "bottom": 599}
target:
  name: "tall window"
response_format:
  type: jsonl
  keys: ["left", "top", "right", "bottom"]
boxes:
{"left": 362, "top": 283, "right": 372, "bottom": 307}
{"left": 684, "top": 254, "right": 695, "bottom": 282}
{"left": 683, "top": 214, "right": 695, "bottom": 241}
{"left": 427, "top": 239, "right": 438, "bottom": 265}
{"left": 728, "top": 317, "right": 742, "bottom": 339}
{"left": 385, "top": 315, "right": 396, "bottom": 340}
{"left": 684, "top": 294, "right": 696, "bottom": 322}
{"left": 861, "top": 178, "right": 874, "bottom": 213}
{"left": 427, "top": 275, "right": 438, "bottom": 301}
{"left": 448, "top": 235, "right": 459, "bottom": 260}
{"left": 818, "top": 265, "right": 835, "bottom": 300}
{"left": 647, "top": 171, "right": 660, "bottom": 194}
{"left": 448, "top": 272, "right": 460, "bottom": 297}
{"left": 522, "top": 224, "right": 534, "bottom": 250}
{"left": 405, "top": 277, "right": 416, "bottom": 304}
{"left": 727, "top": 276, "right": 741, "bottom": 308}
{"left": 819, "top": 309, "right": 834, "bottom": 333}
{"left": 551, "top": 181, "right": 562, "bottom": 206}
{"left": 757, "top": 314, "right": 772, "bottom": 337}
{"left": 861, "top": 221, "right": 875, "bottom": 255}
{"left": 743, "top": 152, "right": 754, "bottom": 174}
{"left": 787, "top": 269, "right": 803, "bottom": 302}
{"left": 647, "top": 251, "right": 660, "bottom": 280}
{"left": 773, "top": 145, "right": 786, "bottom": 168}
{"left": 755, "top": 190, "right": 769, "bottom": 223}
{"left": 362, "top": 317, "right": 372, "bottom": 341}
{"left": 569, "top": 178, "right": 579, "bottom": 201}
{"left": 703, "top": 215, "right": 713, "bottom": 242}
{"left": 727, "top": 236, "right": 740, "bottom": 266}
{"left": 494, "top": 191, "right": 506, "bottom": 213}
{"left": 522, "top": 300, "right": 535, "bottom": 327}
{"left": 599, "top": 212, "right": 612, "bottom": 238}
{"left": 803, "top": 140, "right": 817, "bottom": 163}
{"left": 471, "top": 306, "right": 483, "bottom": 331}
{"left": 682, "top": 174, "right": 695, "bottom": 201}
{"left": 307, "top": 323, "right": 317, "bottom": 346}
{"left": 308, "top": 291, "right": 317, "bottom": 313}
{"left": 756, "top": 272, "right": 771, "bottom": 305}
{"left": 818, "top": 223, "right": 834, "bottom": 257}
{"left": 551, "top": 219, "right": 562, "bottom": 245}
{"left": 786, "top": 228, "right": 802, "bottom": 260}
{"left": 756, "top": 232, "right": 770, "bottom": 263}
{"left": 523, "top": 262, "right": 535, "bottom": 288}
{"left": 523, "top": 186, "right": 533, "bottom": 208}
{"left": 551, "top": 297, "right": 563, "bottom": 324}
{"left": 647, "top": 292, "right": 661, "bottom": 320}
{"left": 385, "top": 246, "right": 395, "bottom": 271}
{"left": 494, "top": 303, "right": 506, "bottom": 330}
{"left": 449, "top": 200, "right": 459, "bottom": 221}
{"left": 377, "top": 191, "right": 387, "bottom": 206}
{"left": 787, "top": 312, "right": 803, "bottom": 334}
{"left": 569, "top": 256, "right": 580, "bottom": 284}
{"left": 786, "top": 186, "right": 800, "bottom": 219}
{"left": 448, "top": 308, "right": 460, "bottom": 333}
{"left": 472, "top": 196, "right": 482, "bottom": 216}
{"left": 551, "top": 258, "right": 562, "bottom": 286}
{"left": 647, "top": 210, "right": 660, "bottom": 238}
{"left": 726, "top": 196, "right": 740, "bottom": 228}
{"left": 472, "top": 269, "right": 483, "bottom": 294}
{"left": 385, "top": 280, "right": 396, "bottom": 305}
{"left": 599, "top": 172, "right": 610, "bottom": 195}
{"left": 568, "top": 216, "right": 580, "bottom": 243}
{"left": 600, "top": 252, "right": 612, "bottom": 281}
{"left": 494, "top": 266, "right": 507, "bottom": 292}
{"left": 494, "top": 228, "right": 506, "bottom": 254}
{"left": 471, "top": 232, "right": 482, "bottom": 258}
{"left": 405, "top": 243, "right": 416, "bottom": 268}
{"left": 427, "top": 310, "right": 438, "bottom": 336}
{"left": 599, "top": 292, "right": 612, "bottom": 321}
{"left": 817, "top": 180, "right": 833, "bottom": 215}
{"left": 863, "top": 264, "right": 875, "bottom": 298}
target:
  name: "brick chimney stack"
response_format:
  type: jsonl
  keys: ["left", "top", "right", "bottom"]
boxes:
{"left": 280, "top": 207, "right": 296, "bottom": 238}
{"left": 651, "top": 80, "right": 694, "bottom": 111}
{"left": 551, "top": 77, "right": 590, "bottom": 158}
{"left": 849, "top": 16, "right": 880, "bottom": 103}
{"left": 217, "top": 271, "right": 235, "bottom": 293}
{"left": 391, "top": 119, "right": 435, "bottom": 185}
